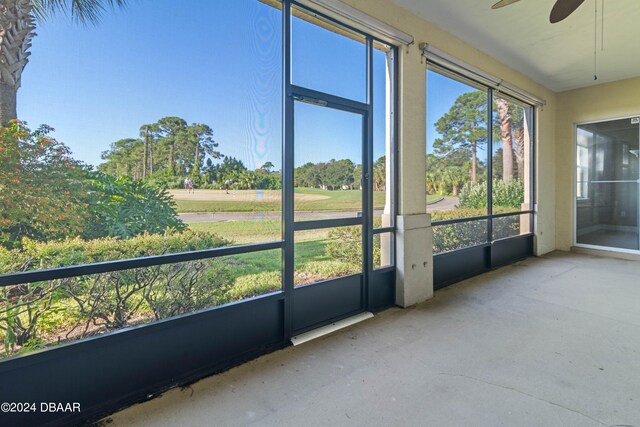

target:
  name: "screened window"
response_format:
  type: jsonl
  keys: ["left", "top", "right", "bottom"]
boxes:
{"left": 426, "top": 66, "right": 534, "bottom": 254}
{"left": 1, "top": 0, "right": 284, "bottom": 359}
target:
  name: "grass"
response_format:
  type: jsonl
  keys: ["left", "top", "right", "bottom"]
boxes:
{"left": 187, "top": 221, "right": 329, "bottom": 245}
{"left": 176, "top": 190, "right": 446, "bottom": 213}
{"left": 186, "top": 221, "right": 332, "bottom": 279}
{"left": 226, "top": 237, "right": 358, "bottom": 288}
{"left": 188, "top": 220, "right": 281, "bottom": 244}
{"left": 175, "top": 189, "right": 386, "bottom": 213}
{"left": 226, "top": 239, "right": 329, "bottom": 277}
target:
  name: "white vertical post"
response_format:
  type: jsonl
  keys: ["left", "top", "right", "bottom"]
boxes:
{"left": 521, "top": 108, "right": 532, "bottom": 233}
{"left": 395, "top": 46, "right": 433, "bottom": 307}
{"left": 380, "top": 49, "right": 393, "bottom": 267}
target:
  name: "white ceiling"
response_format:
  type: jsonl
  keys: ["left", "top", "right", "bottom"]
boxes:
{"left": 391, "top": 0, "right": 640, "bottom": 92}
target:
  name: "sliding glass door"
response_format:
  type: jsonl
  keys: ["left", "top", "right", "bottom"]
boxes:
{"left": 576, "top": 118, "right": 640, "bottom": 252}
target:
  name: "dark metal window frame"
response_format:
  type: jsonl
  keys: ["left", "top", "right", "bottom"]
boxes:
{"left": 0, "top": 3, "right": 400, "bottom": 426}
{"left": 286, "top": 0, "right": 398, "bottom": 322}
{"left": 0, "top": 0, "right": 398, "bottom": 355}
{"left": 426, "top": 64, "right": 536, "bottom": 245}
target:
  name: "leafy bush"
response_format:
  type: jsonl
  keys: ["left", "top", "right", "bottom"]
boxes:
{"left": 325, "top": 225, "right": 382, "bottom": 270}
{"left": 0, "top": 230, "right": 232, "bottom": 357}
{"left": 0, "top": 122, "right": 187, "bottom": 250}
{"left": 83, "top": 172, "right": 185, "bottom": 240}
{"left": 325, "top": 227, "right": 362, "bottom": 266}
{"left": 457, "top": 182, "right": 487, "bottom": 209}
{"left": 432, "top": 221, "right": 487, "bottom": 254}
{"left": 143, "top": 174, "right": 184, "bottom": 191}
{"left": 431, "top": 208, "right": 524, "bottom": 254}
{"left": 0, "top": 121, "right": 88, "bottom": 249}
{"left": 431, "top": 208, "right": 487, "bottom": 222}
{"left": 492, "top": 179, "right": 526, "bottom": 209}
{"left": 458, "top": 179, "right": 524, "bottom": 209}
{"left": 14, "top": 230, "right": 226, "bottom": 271}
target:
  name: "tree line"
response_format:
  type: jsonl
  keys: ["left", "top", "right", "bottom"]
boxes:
{"left": 100, "top": 117, "right": 388, "bottom": 191}
{"left": 99, "top": 117, "right": 220, "bottom": 180}
{"left": 295, "top": 156, "right": 386, "bottom": 191}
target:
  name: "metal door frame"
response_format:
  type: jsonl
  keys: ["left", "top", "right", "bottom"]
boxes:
{"left": 283, "top": 2, "right": 377, "bottom": 334}
{"left": 573, "top": 115, "right": 640, "bottom": 254}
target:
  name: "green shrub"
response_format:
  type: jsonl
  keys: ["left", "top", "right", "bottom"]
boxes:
{"left": 0, "top": 230, "right": 232, "bottom": 357}
{"left": 431, "top": 208, "right": 487, "bottom": 222}
{"left": 432, "top": 221, "right": 487, "bottom": 254}
{"left": 458, "top": 180, "right": 524, "bottom": 209}
{"left": 457, "top": 182, "right": 487, "bottom": 209}
{"left": 492, "top": 179, "right": 526, "bottom": 209}
{"left": 0, "top": 122, "right": 188, "bottom": 250}
{"left": 431, "top": 207, "right": 524, "bottom": 254}
{"left": 83, "top": 172, "right": 186, "bottom": 240}
{"left": 325, "top": 226, "right": 362, "bottom": 266}
{"left": 0, "top": 121, "right": 89, "bottom": 249}
{"left": 14, "top": 230, "right": 227, "bottom": 272}
{"left": 143, "top": 173, "right": 184, "bottom": 190}
{"left": 325, "top": 225, "right": 382, "bottom": 270}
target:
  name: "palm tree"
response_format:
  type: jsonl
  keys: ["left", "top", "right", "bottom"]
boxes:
{"left": 0, "top": 0, "right": 128, "bottom": 124}
{"left": 495, "top": 97, "right": 515, "bottom": 182}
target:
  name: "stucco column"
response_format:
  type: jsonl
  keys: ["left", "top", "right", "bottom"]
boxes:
{"left": 395, "top": 45, "right": 433, "bottom": 307}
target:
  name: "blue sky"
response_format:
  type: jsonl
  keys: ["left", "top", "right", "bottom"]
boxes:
{"left": 426, "top": 70, "right": 487, "bottom": 159}
{"left": 18, "top": 0, "right": 467, "bottom": 171}
{"left": 18, "top": 0, "right": 469, "bottom": 172}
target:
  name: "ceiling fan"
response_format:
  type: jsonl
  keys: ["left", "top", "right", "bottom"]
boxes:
{"left": 492, "top": 0, "right": 586, "bottom": 23}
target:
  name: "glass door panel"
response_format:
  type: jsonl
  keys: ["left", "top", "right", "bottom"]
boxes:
{"left": 293, "top": 99, "right": 365, "bottom": 285}
{"left": 293, "top": 101, "right": 364, "bottom": 222}
{"left": 291, "top": 98, "right": 367, "bottom": 334}
{"left": 294, "top": 226, "right": 362, "bottom": 286}
{"left": 576, "top": 118, "right": 640, "bottom": 251}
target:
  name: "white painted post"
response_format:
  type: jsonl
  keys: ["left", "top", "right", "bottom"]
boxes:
{"left": 394, "top": 46, "right": 433, "bottom": 307}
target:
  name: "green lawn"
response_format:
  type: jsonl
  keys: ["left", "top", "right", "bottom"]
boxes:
{"left": 188, "top": 220, "right": 280, "bottom": 244}
{"left": 226, "top": 239, "right": 329, "bottom": 278}
{"left": 187, "top": 220, "right": 331, "bottom": 244}
{"left": 176, "top": 190, "right": 444, "bottom": 213}
{"left": 175, "top": 189, "right": 386, "bottom": 213}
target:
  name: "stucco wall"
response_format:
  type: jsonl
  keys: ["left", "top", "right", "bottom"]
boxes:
{"left": 555, "top": 76, "right": 640, "bottom": 251}
{"left": 336, "top": 0, "right": 558, "bottom": 255}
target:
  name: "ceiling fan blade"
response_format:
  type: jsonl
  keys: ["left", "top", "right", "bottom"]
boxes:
{"left": 491, "top": 0, "right": 521, "bottom": 9}
{"left": 550, "top": 0, "right": 586, "bottom": 23}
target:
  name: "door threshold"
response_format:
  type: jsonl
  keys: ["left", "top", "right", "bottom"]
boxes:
{"left": 291, "top": 312, "right": 374, "bottom": 346}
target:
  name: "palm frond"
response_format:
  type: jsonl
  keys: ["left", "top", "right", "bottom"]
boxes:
{"left": 32, "top": 0, "right": 129, "bottom": 25}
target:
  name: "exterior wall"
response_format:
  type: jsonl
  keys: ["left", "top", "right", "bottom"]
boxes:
{"left": 555, "top": 76, "right": 640, "bottom": 251}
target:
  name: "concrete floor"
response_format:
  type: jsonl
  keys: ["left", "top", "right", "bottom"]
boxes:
{"left": 105, "top": 252, "right": 640, "bottom": 427}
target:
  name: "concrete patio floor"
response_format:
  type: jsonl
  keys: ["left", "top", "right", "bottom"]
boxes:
{"left": 105, "top": 252, "right": 640, "bottom": 427}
